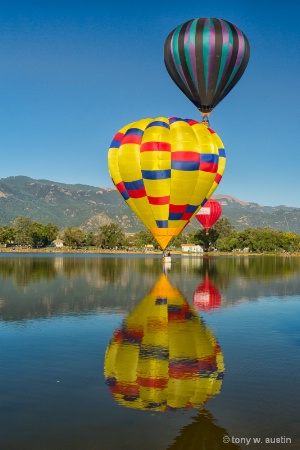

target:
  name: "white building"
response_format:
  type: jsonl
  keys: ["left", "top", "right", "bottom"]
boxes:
{"left": 144, "top": 244, "right": 154, "bottom": 252}
{"left": 181, "top": 243, "right": 203, "bottom": 253}
{"left": 52, "top": 239, "right": 64, "bottom": 248}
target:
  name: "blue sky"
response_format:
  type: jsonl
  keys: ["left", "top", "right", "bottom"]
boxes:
{"left": 0, "top": 0, "right": 299, "bottom": 207}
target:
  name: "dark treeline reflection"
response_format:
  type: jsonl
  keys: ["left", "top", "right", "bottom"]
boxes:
{"left": 1, "top": 254, "right": 300, "bottom": 322}
{"left": 167, "top": 408, "right": 241, "bottom": 450}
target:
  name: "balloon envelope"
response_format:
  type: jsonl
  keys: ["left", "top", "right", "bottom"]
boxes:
{"left": 164, "top": 18, "right": 250, "bottom": 115}
{"left": 108, "top": 117, "right": 226, "bottom": 249}
{"left": 195, "top": 198, "right": 222, "bottom": 233}
{"left": 104, "top": 274, "right": 224, "bottom": 411}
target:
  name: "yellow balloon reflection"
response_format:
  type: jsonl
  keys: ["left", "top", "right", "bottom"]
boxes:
{"left": 104, "top": 274, "right": 224, "bottom": 411}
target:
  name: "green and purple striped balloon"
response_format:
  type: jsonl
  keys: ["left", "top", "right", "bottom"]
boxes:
{"left": 164, "top": 18, "right": 250, "bottom": 116}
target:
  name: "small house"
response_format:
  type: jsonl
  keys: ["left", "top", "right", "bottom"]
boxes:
{"left": 181, "top": 243, "right": 203, "bottom": 253}
{"left": 144, "top": 244, "right": 154, "bottom": 252}
{"left": 52, "top": 239, "right": 64, "bottom": 248}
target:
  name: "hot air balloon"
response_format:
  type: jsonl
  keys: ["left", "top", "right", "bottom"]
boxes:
{"left": 104, "top": 274, "right": 224, "bottom": 411}
{"left": 193, "top": 274, "right": 222, "bottom": 311}
{"left": 195, "top": 198, "right": 222, "bottom": 234}
{"left": 164, "top": 18, "right": 250, "bottom": 119}
{"left": 108, "top": 117, "right": 226, "bottom": 250}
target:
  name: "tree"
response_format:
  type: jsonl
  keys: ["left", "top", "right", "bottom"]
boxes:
{"left": 169, "top": 233, "right": 188, "bottom": 248}
{"left": 189, "top": 218, "right": 236, "bottom": 251}
{"left": 84, "top": 231, "right": 96, "bottom": 246}
{"left": 212, "top": 217, "right": 235, "bottom": 238}
{"left": 0, "top": 226, "right": 15, "bottom": 244}
{"left": 14, "top": 216, "right": 34, "bottom": 246}
{"left": 62, "top": 227, "right": 85, "bottom": 248}
{"left": 43, "top": 223, "right": 59, "bottom": 245}
{"left": 97, "top": 223, "right": 126, "bottom": 249}
{"left": 133, "top": 230, "right": 158, "bottom": 249}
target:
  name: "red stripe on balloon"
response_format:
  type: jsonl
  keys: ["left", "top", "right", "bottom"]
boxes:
{"left": 172, "top": 151, "right": 200, "bottom": 162}
{"left": 127, "top": 188, "right": 147, "bottom": 198}
{"left": 199, "top": 162, "right": 218, "bottom": 172}
{"left": 181, "top": 212, "right": 194, "bottom": 220}
{"left": 169, "top": 204, "right": 187, "bottom": 213}
{"left": 186, "top": 119, "right": 199, "bottom": 126}
{"left": 113, "top": 131, "right": 125, "bottom": 140}
{"left": 115, "top": 181, "right": 126, "bottom": 193}
{"left": 215, "top": 173, "right": 222, "bottom": 184}
{"left": 137, "top": 376, "right": 168, "bottom": 389}
{"left": 148, "top": 195, "right": 170, "bottom": 205}
{"left": 140, "top": 142, "right": 171, "bottom": 152}
{"left": 122, "top": 135, "right": 142, "bottom": 145}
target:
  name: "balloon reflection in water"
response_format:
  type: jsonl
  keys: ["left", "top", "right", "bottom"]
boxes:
{"left": 193, "top": 274, "right": 222, "bottom": 311}
{"left": 104, "top": 274, "right": 224, "bottom": 411}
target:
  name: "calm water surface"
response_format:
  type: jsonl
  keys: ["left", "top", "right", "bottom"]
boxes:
{"left": 0, "top": 253, "right": 299, "bottom": 450}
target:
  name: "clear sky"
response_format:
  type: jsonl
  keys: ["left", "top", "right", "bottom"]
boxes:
{"left": 0, "top": 0, "right": 299, "bottom": 207}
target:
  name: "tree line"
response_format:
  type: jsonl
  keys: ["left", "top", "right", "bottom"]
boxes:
{"left": 1, "top": 215, "right": 300, "bottom": 253}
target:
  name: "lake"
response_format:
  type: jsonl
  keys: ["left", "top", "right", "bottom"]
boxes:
{"left": 0, "top": 253, "right": 299, "bottom": 450}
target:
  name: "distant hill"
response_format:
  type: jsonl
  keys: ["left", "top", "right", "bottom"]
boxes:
{"left": 1, "top": 176, "right": 300, "bottom": 233}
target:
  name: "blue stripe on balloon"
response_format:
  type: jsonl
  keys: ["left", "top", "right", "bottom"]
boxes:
{"left": 124, "top": 128, "right": 144, "bottom": 137}
{"left": 171, "top": 161, "right": 199, "bottom": 171}
{"left": 218, "top": 148, "right": 226, "bottom": 157}
{"left": 156, "top": 220, "right": 168, "bottom": 228}
{"left": 169, "top": 117, "right": 182, "bottom": 124}
{"left": 168, "top": 212, "right": 183, "bottom": 220}
{"left": 142, "top": 170, "right": 171, "bottom": 180}
{"left": 146, "top": 121, "right": 170, "bottom": 129}
{"left": 110, "top": 139, "right": 121, "bottom": 148}
{"left": 200, "top": 154, "right": 218, "bottom": 163}
{"left": 121, "top": 191, "right": 130, "bottom": 201}
{"left": 123, "top": 179, "right": 144, "bottom": 190}
{"left": 186, "top": 204, "right": 198, "bottom": 213}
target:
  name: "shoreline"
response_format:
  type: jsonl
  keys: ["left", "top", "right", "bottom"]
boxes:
{"left": 1, "top": 247, "right": 300, "bottom": 257}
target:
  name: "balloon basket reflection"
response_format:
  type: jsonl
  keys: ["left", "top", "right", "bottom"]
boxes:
{"left": 104, "top": 274, "right": 224, "bottom": 412}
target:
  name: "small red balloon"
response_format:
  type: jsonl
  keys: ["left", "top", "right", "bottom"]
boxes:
{"left": 196, "top": 199, "right": 222, "bottom": 233}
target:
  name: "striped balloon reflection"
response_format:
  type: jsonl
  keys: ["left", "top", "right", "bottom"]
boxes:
{"left": 104, "top": 274, "right": 224, "bottom": 411}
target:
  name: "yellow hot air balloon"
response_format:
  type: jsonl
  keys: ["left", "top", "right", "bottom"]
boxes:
{"left": 108, "top": 117, "right": 226, "bottom": 250}
{"left": 104, "top": 274, "right": 225, "bottom": 411}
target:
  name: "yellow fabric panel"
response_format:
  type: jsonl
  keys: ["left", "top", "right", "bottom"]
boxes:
{"left": 142, "top": 128, "right": 170, "bottom": 142}
{"left": 218, "top": 156, "right": 226, "bottom": 173}
{"left": 118, "top": 147, "right": 141, "bottom": 174}
{"left": 139, "top": 385, "right": 168, "bottom": 405}
{"left": 170, "top": 169, "right": 199, "bottom": 181}
{"left": 140, "top": 152, "right": 171, "bottom": 171}
{"left": 170, "top": 140, "right": 200, "bottom": 151}
{"left": 143, "top": 178, "right": 170, "bottom": 196}
{"left": 168, "top": 219, "right": 188, "bottom": 229}
{"left": 151, "top": 233, "right": 172, "bottom": 250}
{"left": 190, "top": 177, "right": 216, "bottom": 201}
{"left": 205, "top": 181, "right": 219, "bottom": 200}
{"left": 119, "top": 170, "right": 143, "bottom": 183}
{"left": 149, "top": 204, "right": 169, "bottom": 221}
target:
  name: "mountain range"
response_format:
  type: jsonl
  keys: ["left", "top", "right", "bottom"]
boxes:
{"left": 1, "top": 176, "right": 300, "bottom": 234}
